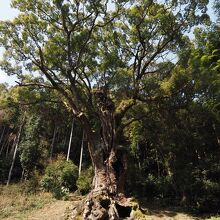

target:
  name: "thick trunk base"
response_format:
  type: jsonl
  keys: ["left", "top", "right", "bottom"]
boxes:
{"left": 70, "top": 190, "right": 136, "bottom": 220}
{"left": 83, "top": 192, "right": 132, "bottom": 220}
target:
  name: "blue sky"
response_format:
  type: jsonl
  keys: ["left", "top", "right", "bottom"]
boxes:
{"left": 0, "top": 0, "right": 217, "bottom": 86}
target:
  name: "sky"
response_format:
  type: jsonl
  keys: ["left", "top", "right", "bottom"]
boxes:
{"left": 0, "top": 0, "right": 18, "bottom": 85}
{"left": 0, "top": 0, "right": 218, "bottom": 86}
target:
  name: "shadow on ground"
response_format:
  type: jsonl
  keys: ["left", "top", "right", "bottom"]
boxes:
{"left": 137, "top": 198, "right": 215, "bottom": 220}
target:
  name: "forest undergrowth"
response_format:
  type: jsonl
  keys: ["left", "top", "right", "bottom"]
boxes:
{"left": 1, "top": 184, "right": 220, "bottom": 220}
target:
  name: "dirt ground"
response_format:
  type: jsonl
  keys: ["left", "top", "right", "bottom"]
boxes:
{"left": 25, "top": 200, "right": 73, "bottom": 220}
{"left": 8, "top": 203, "right": 201, "bottom": 220}
{"left": 2, "top": 197, "right": 218, "bottom": 220}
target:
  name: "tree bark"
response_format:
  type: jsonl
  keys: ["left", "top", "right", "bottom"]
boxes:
{"left": 79, "top": 146, "right": 131, "bottom": 220}
{"left": 72, "top": 90, "right": 132, "bottom": 219}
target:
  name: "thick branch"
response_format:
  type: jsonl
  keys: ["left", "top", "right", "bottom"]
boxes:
{"left": 115, "top": 99, "right": 136, "bottom": 127}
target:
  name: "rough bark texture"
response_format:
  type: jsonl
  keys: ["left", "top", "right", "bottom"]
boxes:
{"left": 81, "top": 161, "right": 131, "bottom": 219}
{"left": 70, "top": 191, "right": 135, "bottom": 220}
{"left": 71, "top": 90, "right": 134, "bottom": 219}
{"left": 70, "top": 145, "right": 133, "bottom": 219}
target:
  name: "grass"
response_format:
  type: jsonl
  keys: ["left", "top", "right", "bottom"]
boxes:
{"left": 0, "top": 183, "right": 55, "bottom": 219}
{"left": 1, "top": 184, "right": 220, "bottom": 220}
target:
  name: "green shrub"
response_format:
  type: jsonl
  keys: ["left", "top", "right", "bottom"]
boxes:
{"left": 41, "top": 156, "right": 78, "bottom": 199}
{"left": 76, "top": 167, "right": 93, "bottom": 195}
{"left": 23, "top": 171, "right": 41, "bottom": 194}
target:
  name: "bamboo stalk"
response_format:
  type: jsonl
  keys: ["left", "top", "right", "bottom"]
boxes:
{"left": 79, "top": 132, "right": 84, "bottom": 176}
{"left": 7, "top": 116, "right": 25, "bottom": 186}
{"left": 67, "top": 118, "right": 74, "bottom": 161}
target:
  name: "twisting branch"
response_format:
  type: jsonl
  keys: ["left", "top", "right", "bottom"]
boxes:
{"left": 15, "top": 81, "right": 54, "bottom": 89}
{"left": 136, "top": 38, "right": 173, "bottom": 80}
{"left": 18, "top": 100, "right": 62, "bottom": 106}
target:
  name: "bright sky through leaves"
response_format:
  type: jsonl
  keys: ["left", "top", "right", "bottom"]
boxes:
{"left": 0, "top": 0, "right": 18, "bottom": 85}
{"left": 0, "top": 0, "right": 217, "bottom": 85}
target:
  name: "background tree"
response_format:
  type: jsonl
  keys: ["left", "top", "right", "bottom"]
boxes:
{"left": 19, "top": 114, "right": 42, "bottom": 178}
{"left": 124, "top": 18, "right": 220, "bottom": 213}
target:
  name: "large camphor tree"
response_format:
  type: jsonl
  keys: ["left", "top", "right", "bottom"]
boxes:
{"left": 0, "top": 0, "right": 209, "bottom": 218}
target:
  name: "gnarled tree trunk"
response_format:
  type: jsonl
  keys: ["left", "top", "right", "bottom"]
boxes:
{"left": 82, "top": 149, "right": 130, "bottom": 220}
{"left": 72, "top": 90, "right": 133, "bottom": 219}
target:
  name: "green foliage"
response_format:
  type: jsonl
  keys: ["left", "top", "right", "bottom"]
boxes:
{"left": 41, "top": 156, "right": 78, "bottom": 199}
{"left": 19, "top": 114, "right": 43, "bottom": 176}
{"left": 76, "top": 167, "right": 93, "bottom": 195}
{"left": 127, "top": 121, "right": 143, "bottom": 155}
{"left": 131, "top": 209, "right": 148, "bottom": 220}
{"left": 0, "top": 0, "right": 219, "bottom": 216}
{"left": 144, "top": 175, "right": 174, "bottom": 198}
{"left": 23, "top": 170, "right": 42, "bottom": 194}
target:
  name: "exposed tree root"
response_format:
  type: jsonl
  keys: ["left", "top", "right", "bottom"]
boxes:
{"left": 69, "top": 191, "right": 139, "bottom": 220}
